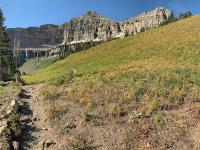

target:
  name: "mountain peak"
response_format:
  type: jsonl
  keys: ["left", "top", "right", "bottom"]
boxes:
{"left": 83, "top": 11, "right": 106, "bottom": 18}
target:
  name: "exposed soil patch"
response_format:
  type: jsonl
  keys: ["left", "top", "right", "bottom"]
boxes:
{"left": 20, "top": 85, "right": 59, "bottom": 150}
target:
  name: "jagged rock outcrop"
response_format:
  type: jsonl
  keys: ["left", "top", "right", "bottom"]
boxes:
{"left": 61, "top": 11, "right": 121, "bottom": 43}
{"left": 121, "top": 7, "right": 171, "bottom": 34}
{"left": 61, "top": 7, "right": 170, "bottom": 44}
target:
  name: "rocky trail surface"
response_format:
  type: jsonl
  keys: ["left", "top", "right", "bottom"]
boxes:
{"left": 20, "top": 85, "right": 58, "bottom": 150}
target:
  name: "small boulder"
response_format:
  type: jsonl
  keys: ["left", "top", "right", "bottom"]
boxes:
{"left": 10, "top": 99, "right": 19, "bottom": 111}
{"left": 20, "top": 116, "right": 32, "bottom": 124}
{"left": 10, "top": 100, "right": 17, "bottom": 107}
{"left": 13, "top": 141, "right": 20, "bottom": 150}
{"left": 6, "top": 109, "right": 13, "bottom": 116}
{"left": 0, "top": 120, "right": 7, "bottom": 127}
{"left": 18, "top": 101, "right": 25, "bottom": 107}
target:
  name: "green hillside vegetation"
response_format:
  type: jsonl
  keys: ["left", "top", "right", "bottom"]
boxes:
{"left": 21, "top": 15, "right": 200, "bottom": 149}
{"left": 19, "top": 57, "right": 58, "bottom": 74}
{"left": 22, "top": 15, "right": 200, "bottom": 113}
{"left": 0, "top": 86, "right": 4, "bottom": 95}
{"left": 23, "top": 15, "right": 200, "bottom": 84}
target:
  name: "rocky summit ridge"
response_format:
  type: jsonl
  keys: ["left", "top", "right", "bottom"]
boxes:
{"left": 6, "top": 7, "right": 170, "bottom": 49}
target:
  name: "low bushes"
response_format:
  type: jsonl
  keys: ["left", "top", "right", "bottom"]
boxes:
{"left": 41, "top": 86, "right": 60, "bottom": 101}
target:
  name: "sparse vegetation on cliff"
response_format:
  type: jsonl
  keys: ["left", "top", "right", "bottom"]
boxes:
{"left": 161, "top": 10, "right": 193, "bottom": 26}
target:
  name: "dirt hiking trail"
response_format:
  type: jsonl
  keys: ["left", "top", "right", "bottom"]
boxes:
{"left": 20, "top": 84, "right": 59, "bottom": 150}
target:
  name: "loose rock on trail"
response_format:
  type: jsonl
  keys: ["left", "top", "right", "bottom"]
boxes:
{"left": 20, "top": 85, "right": 58, "bottom": 150}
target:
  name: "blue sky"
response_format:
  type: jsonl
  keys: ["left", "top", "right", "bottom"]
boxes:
{"left": 0, "top": 0, "right": 200, "bottom": 28}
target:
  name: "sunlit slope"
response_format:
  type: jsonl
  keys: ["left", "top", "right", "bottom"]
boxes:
{"left": 23, "top": 15, "right": 200, "bottom": 84}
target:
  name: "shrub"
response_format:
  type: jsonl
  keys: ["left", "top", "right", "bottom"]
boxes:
{"left": 41, "top": 86, "right": 60, "bottom": 101}
{"left": 148, "top": 99, "right": 162, "bottom": 112}
{"left": 48, "top": 107, "right": 67, "bottom": 121}
{"left": 70, "top": 136, "right": 87, "bottom": 150}
{"left": 151, "top": 111, "right": 167, "bottom": 129}
{"left": 107, "top": 103, "right": 120, "bottom": 116}
{"left": 79, "top": 111, "right": 93, "bottom": 122}
{"left": 48, "top": 76, "right": 66, "bottom": 86}
{"left": 132, "top": 80, "right": 148, "bottom": 101}
{"left": 79, "top": 98, "right": 95, "bottom": 110}
{"left": 2, "top": 127, "right": 11, "bottom": 138}
{"left": 9, "top": 113, "right": 20, "bottom": 121}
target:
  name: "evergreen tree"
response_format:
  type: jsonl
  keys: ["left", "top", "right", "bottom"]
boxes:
{"left": 140, "top": 27, "right": 145, "bottom": 33}
{"left": 0, "top": 9, "right": 12, "bottom": 81}
{"left": 125, "top": 30, "right": 129, "bottom": 37}
{"left": 160, "top": 11, "right": 178, "bottom": 26}
{"left": 179, "top": 11, "right": 193, "bottom": 20}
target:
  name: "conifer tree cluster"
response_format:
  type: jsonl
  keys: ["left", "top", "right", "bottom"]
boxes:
{"left": 161, "top": 11, "right": 193, "bottom": 26}
{"left": 179, "top": 11, "right": 193, "bottom": 20}
{"left": 0, "top": 9, "right": 14, "bottom": 81}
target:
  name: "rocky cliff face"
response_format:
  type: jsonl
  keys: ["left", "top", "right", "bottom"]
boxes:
{"left": 6, "top": 24, "right": 63, "bottom": 49}
{"left": 61, "top": 7, "right": 170, "bottom": 44}
{"left": 61, "top": 11, "right": 121, "bottom": 43}
{"left": 6, "top": 7, "right": 170, "bottom": 50}
{"left": 122, "top": 7, "right": 171, "bottom": 34}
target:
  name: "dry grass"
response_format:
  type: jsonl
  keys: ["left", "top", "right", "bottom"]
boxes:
{"left": 40, "top": 85, "right": 60, "bottom": 101}
{"left": 20, "top": 15, "right": 200, "bottom": 149}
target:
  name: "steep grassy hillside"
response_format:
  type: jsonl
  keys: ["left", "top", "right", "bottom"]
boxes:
{"left": 23, "top": 15, "right": 200, "bottom": 84}
{"left": 21, "top": 16, "right": 200, "bottom": 149}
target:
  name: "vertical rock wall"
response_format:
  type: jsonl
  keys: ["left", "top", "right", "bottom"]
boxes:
{"left": 6, "top": 7, "right": 171, "bottom": 64}
{"left": 62, "top": 7, "right": 171, "bottom": 44}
